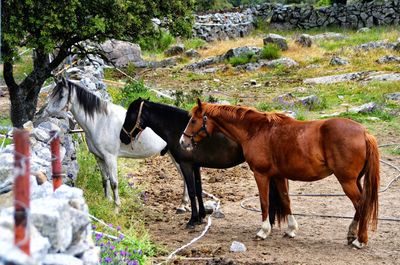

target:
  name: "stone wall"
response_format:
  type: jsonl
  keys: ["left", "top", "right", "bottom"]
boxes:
{"left": 193, "top": 1, "right": 400, "bottom": 41}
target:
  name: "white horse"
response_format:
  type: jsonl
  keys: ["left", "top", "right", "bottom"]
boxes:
{"left": 46, "top": 78, "right": 189, "bottom": 210}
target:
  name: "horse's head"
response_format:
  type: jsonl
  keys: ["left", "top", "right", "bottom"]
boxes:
{"left": 46, "top": 77, "right": 71, "bottom": 115}
{"left": 180, "top": 98, "right": 215, "bottom": 151}
{"left": 120, "top": 98, "right": 146, "bottom": 144}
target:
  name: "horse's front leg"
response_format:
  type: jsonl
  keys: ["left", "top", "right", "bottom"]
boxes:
{"left": 179, "top": 163, "right": 199, "bottom": 229}
{"left": 194, "top": 167, "right": 206, "bottom": 221}
{"left": 168, "top": 152, "right": 190, "bottom": 213}
{"left": 95, "top": 156, "right": 112, "bottom": 201}
{"left": 103, "top": 155, "right": 121, "bottom": 208}
{"left": 254, "top": 171, "right": 272, "bottom": 239}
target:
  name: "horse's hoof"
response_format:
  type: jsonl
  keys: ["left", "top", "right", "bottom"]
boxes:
{"left": 347, "top": 236, "right": 357, "bottom": 245}
{"left": 212, "top": 210, "right": 225, "bottom": 219}
{"left": 186, "top": 223, "right": 195, "bottom": 229}
{"left": 176, "top": 208, "right": 186, "bottom": 214}
{"left": 284, "top": 231, "right": 296, "bottom": 238}
{"left": 351, "top": 239, "right": 366, "bottom": 249}
{"left": 256, "top": 229, "right": 268, "bottom": 240}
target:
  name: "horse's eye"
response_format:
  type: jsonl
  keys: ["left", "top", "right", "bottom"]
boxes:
{"left": 191, "top": 119, "right": 196, "bottom": 124}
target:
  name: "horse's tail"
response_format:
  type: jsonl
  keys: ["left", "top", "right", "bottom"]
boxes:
{"left": 359, "top": 133, "right": 380, "bottom": 234}
{"left": 268, "top": 178, "right": 288, "bottom": 227}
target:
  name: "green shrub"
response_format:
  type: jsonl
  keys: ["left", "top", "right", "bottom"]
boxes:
{"left": 137, "top": 30, "right": 175, "bottom": 52}
{"left": 228, "top": 52, "right": 257, "bottom": 66}
{"left": 260, "top": 44, "right": 281, "bottom": 60}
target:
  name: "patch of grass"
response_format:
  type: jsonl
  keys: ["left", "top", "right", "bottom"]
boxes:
{"left": 108, "top": 80, "right": 172, "bottom": 108}
{"left": 337, "top": 109, "right": 394, "bottom": 123}
{"left": 0, "top": 118, "right": 12, "bottom": 147}
{"left": 260, "top": 43, "right": 281, "bottom": 60}
{"left": 389, "top": 146, "right": 400, "bottom": 156}
{"left": 76, "top": 143, "right": 158, "bottom": 264}
{"left": 183, "top": 38, "right": 207, "bottom": 50}
{"left": 317, "top": 26, "right": 399, "bottom": 51}
{"left": 228, "top": 52, "right": 257, "bottom": 66}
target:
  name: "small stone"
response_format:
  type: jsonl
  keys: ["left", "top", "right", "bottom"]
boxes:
{"left": 357, "top": 27, "right": 370, "bottom": 33}
{"left": 350, "top": 102, "right": 378, "bottom": 113}
{"left": 230, "top": 241, "right": 247, "bottom": 252}
{"left": 330, "top": 56, "right": 349, "bottom": 66}
{"left": 34, "top": 171, "right": 48, "bottom": 185}
{"left": 185, "top": 49, "right": 201, "bottom": 58}
{"left": 385, "top": 92, "right": 400, "bottom": 101}
{"left": 250, "top": 79, "right": 257, "bottom": 86}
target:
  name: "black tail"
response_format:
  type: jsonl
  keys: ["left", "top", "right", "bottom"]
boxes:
{"left": 268, "top": 178, "right": 288, "bottom": 226}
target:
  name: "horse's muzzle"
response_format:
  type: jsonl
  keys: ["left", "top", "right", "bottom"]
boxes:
{"left": 179, "top": 135, "right": 193, "bottom": 151}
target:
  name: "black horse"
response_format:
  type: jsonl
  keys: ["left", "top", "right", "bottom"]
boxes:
{"left": 120, "top": 99, "right": 285, "bottom": 228}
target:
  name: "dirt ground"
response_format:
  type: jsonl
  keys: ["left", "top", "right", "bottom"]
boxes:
{"left": 130, "top": 144, "right": 400, "bottom": 265}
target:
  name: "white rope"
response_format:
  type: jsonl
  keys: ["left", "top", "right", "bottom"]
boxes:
{"left": 156, "top": 191, "right": 220, "bottom": 265}
{"left": 88, "top": 214, "right": 126, "bottom": 238}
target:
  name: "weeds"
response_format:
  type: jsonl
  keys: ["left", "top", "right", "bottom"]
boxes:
{"left": 260, "top": 44, "right": 281, "bottom": 60}
{"left": 228, "top": 52, "right": 257, "bottom": 66}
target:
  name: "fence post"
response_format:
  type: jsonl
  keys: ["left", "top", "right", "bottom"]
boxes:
{"left": 50, "top": 130, "right": 62, "bottom": 191}
{"left": 13, "top": 129, "right": 30, "bottom": 255}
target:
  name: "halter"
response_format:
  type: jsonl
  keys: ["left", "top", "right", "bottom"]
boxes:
{"left": 183, "top": 115, "right": 210, "bottom": 147}
{"left": 122, "top": 101, "right": 145, "bottom": 147}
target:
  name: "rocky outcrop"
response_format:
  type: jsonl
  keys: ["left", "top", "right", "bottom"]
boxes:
{"left": 193, "top": 1, "right": 400, "bottom": 41}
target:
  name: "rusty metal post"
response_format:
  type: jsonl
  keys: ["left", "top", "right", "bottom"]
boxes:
{"left": 13, "top": 129, "right": 30, "bottom": 255}
{"left": 50, "top": 130, "right": 62, "bottom": 191}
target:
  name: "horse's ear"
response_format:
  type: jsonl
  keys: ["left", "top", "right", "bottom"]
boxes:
{"left": 197, "top": 98, "right": 202, "bottom": 112}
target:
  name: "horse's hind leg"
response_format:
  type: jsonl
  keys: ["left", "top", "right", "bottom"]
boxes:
{"left": 95, "top": 156, "right": 112, "bottom": 201}
{"left": 273, "top": 178, "right": 298, "bottom": 238}
{"left": 338, "top": 179, "right": 362, "bottom": 245}
{"left": 254, "top": 171, "right": 272, "bottom": 239}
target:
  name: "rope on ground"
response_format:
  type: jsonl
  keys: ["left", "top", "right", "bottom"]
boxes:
{"left": 88, "top": 213, "right": 126, "bottom": 238}
{"left": 156, "top": 191, "right": 221, "bottom": 265}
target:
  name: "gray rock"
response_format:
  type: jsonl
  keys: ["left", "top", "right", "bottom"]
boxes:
{"left": 311, "top": 32, "right": 346, "bottom": 41}
{"left": 263, "top": 33, "right": 288, "bottom": 51}
{"left": 385, "top": 92, "right": 400, "bottom": 101}
{"left": 261, "top": 57, "right": 298, "bottom": 68}
{"left": 224, "top": 46, "right": 261, "bottom": 60}
{"left": 303, "top": 71, "right": 369, "bottom": 84}
{"left": 357, "top": 27, "right": 370, "bottom": 33}
{"left": 376, "top": 55, "right": 400, "bottom": 64}
{"left": 31, "top": 199, "right": 74, "bottom": 252}
{"left": 185, "top": 49, "right": 201, "bottom": 58}
{"left": 298, "top": 95, "right": 320, "bottom": 108}
{"left": 230, "top": 241, "right": 247, "bottom": 252}
{"left": 350, "top": 102, "right": 378, "bottom": 113}
{"left": 81, "top": 247, "right": 101, "bottom": 265}
{"left": 185, "top": 56, "right": 223, "bottom": 70}
{"left": 330, "top": 56, "right": 350, "bottom": 65}
{"left": 100, "top": 39, "right": 143, "bottom": 68}
{"left": 43, "top": 254, "right": 83, "bottom": 265}
{"left": 147, "top": 57, "right": 177, "bottom": 68}
{"left": 164, "top": 44, "right": 185, "bottom": 57}
{"left": 364, "top": 73, "right": 400, "bottom": 82}
{"left": 295, "top": 34, "right": 312, "bottom": 47}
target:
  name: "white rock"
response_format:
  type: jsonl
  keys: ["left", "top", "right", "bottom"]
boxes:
{"left": 43, "top": 254, "right": 83, "bottom": 265}
{"left": 230, "top": 241, "right": 247, "bottom": 252}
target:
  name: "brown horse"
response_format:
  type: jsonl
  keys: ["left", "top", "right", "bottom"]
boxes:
{"left": 180, "top": 99, "right": 380, "bottom": 249}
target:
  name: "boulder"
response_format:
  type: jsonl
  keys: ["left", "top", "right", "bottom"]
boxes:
{"left": 263, "top": 33, "right": 288, "bottom": 51}
{"left": 385, "top": 92, "right": 400, "bottom": 101}
{"left": 261, "top": 57, "right": 298, "bottom": 68}
{"left": 185, "top": 49, "right": 201, "bottom": 58}
{"left": 224, "top": 46, "right": 262, "bottom": 60}
{"left": 376, "top": 55, "right": 400, "bottom": 64}
{"left": 100, "top": 39, "right": 144, "bottom": 68}
{"left": 164, "top": 44, "right": 185, "bottom": 57}
{"left": 295, "top": 34, "right": 312, "bottom": 47}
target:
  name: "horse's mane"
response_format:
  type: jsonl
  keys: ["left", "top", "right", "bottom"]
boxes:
{"left": 53, "top": 80, "right": 108, "bottom": 117}
{"left": 194, "top": 104, "right": 289, "bottom": 124}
